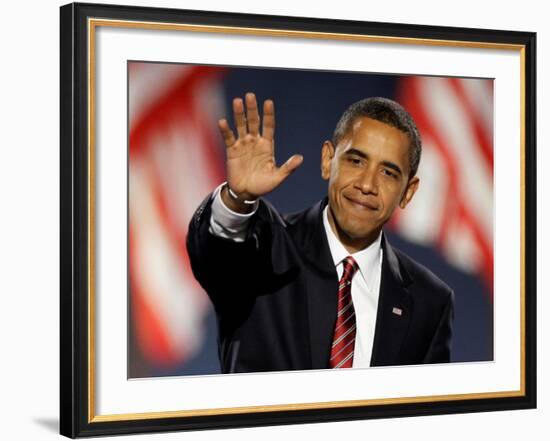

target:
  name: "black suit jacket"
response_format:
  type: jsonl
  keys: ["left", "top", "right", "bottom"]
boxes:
{"left": 186, "top": 193, "right": 454, "bottom": 373}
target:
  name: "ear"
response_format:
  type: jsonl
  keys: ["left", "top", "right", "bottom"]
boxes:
{"left": 399, "top": 176, "right": 419, "bottom": 209}
{"left": 321, "top": 141, "right": 335, "bottom": 181}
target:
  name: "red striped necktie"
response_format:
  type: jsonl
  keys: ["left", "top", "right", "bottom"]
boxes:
{"left": 329, "top": 256, "right": 359, "bottom": 369}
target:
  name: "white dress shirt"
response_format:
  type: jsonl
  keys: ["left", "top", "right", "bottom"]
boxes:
{"left": 208, "top": 183, "right": 383, "bottom": 368}
{"left": 321, "top": 206, "right": 383, "bottom": 368}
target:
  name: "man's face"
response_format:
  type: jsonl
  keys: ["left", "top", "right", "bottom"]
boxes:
{"left": 321, "top": 117, "right": 419, "bottom": 253}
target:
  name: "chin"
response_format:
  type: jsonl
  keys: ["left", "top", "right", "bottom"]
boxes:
{"left": 340, "top": 222, "right": 376, "bottom": 242}
{"left": 343, "top": 218, "right": 380, "bottom": 240}
{"left": 331, "top": 207, "right": 379, "bottom": 240}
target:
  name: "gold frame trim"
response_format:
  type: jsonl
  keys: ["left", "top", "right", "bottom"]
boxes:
{"left": 87, "top": 18, "right": 527, "bottom": 423}
{"left": 91, "top": 18, "right": 525, "bottom": 50}
{"left": 91, "top": 390, "right": 524, "bottom": 423}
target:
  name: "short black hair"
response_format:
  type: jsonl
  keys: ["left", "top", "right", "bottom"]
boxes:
{"left": 331, "top": 97, "right": 422, "bottom": 178}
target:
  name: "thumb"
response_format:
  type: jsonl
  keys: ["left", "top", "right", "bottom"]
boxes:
{"left": 277, "top": 154, "right": 304, "bottom": 179}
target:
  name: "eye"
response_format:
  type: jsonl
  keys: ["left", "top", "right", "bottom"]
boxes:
{"left": 382, "top": 168, "right": 397, "bottom": 179}
{"left": 346, "top": 156, "right": 363, "bottom": 166}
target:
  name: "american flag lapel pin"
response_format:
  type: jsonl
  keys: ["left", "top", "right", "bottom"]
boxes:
{"left": 392, "top": 307, "right": 403, "bottom": 316}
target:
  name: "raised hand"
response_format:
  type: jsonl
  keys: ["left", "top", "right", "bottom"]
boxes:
{"left": 218, "top": 92, "right": 303, "bottom": 212}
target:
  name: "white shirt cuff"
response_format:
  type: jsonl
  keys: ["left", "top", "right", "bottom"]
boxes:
{"left": 208, "top": 182, "right": 259, "bottom": 242}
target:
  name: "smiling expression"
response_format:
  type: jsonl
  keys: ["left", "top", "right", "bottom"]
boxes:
{"left": 321, "top": 117, "right": 419, "bottom": 253}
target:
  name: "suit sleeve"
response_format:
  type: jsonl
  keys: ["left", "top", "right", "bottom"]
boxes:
{"left": 423, "top": 289, "right": 454, "bottom": 363}
{"left": 186, "top": 191, "right": 272, "bottom": 310}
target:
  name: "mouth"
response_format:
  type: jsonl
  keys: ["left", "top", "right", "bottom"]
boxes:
{"left": 344, "top": 195, "right": 379, "bottom": 211}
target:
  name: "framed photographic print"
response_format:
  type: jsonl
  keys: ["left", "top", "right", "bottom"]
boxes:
{"left": 60, "top": 1, "right": 536, "bottom": 438}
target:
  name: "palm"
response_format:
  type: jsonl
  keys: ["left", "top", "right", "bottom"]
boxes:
{"left": 226, "top": 135, "right": 281, "bottom": 197}
{"left": 218, "top": 93, "right": 303, "bottom": 200}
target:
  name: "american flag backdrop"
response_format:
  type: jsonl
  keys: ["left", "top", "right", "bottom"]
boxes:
{"left": 129, "top": 63, "right": 227, "bottom": 372}
{"left": 394, "top": 77, "right": 494, "bottom": 291}
{"left": 128, "top": 63, "right": 493, "bottom": 377}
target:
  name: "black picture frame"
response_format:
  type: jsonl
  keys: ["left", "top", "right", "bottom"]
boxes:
{"left": 60, "top": 2, "right": 536, "bottom": 438}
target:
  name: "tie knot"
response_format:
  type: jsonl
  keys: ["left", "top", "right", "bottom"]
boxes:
{"left": 341, "top": 256, "right": 359, "bottom": 281}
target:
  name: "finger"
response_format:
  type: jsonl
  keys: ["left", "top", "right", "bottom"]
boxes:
{"left": 233, "top": 97, "right": 247, "bottom": 139}
{"left": 276, "top": 154, "right": 304, "bottom": 181}
{"left": 262, "top": 99, "right": 275, "bottom": 141}
{"left": 245, "top": 92, "right": 260, "bottom": 136}
{"left": 217, "top": 118, "right": 236, "bottom": 148}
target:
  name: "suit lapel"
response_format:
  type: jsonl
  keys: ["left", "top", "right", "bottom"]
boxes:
{"left": 297, "top": 199, "right": 340, "bottom": 370}
{"left": 370, "top": 236, "right": 413, "bottom": 366}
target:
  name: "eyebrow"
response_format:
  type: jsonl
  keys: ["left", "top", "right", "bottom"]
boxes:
{"left": 344, "top": 148, "right": 403, "bottom": 176}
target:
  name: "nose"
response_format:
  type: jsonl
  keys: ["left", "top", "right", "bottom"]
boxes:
{"left": 355, "top": 167, "right": 378, "bottom": 195}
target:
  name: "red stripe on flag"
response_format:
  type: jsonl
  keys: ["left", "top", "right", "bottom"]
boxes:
{"left": 130, "top": 66, "right": 227, "bottom": 156}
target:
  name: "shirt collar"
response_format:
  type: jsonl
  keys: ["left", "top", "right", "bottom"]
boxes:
{"left": 322, "top": 205, "right": 382, "bottom": 287}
